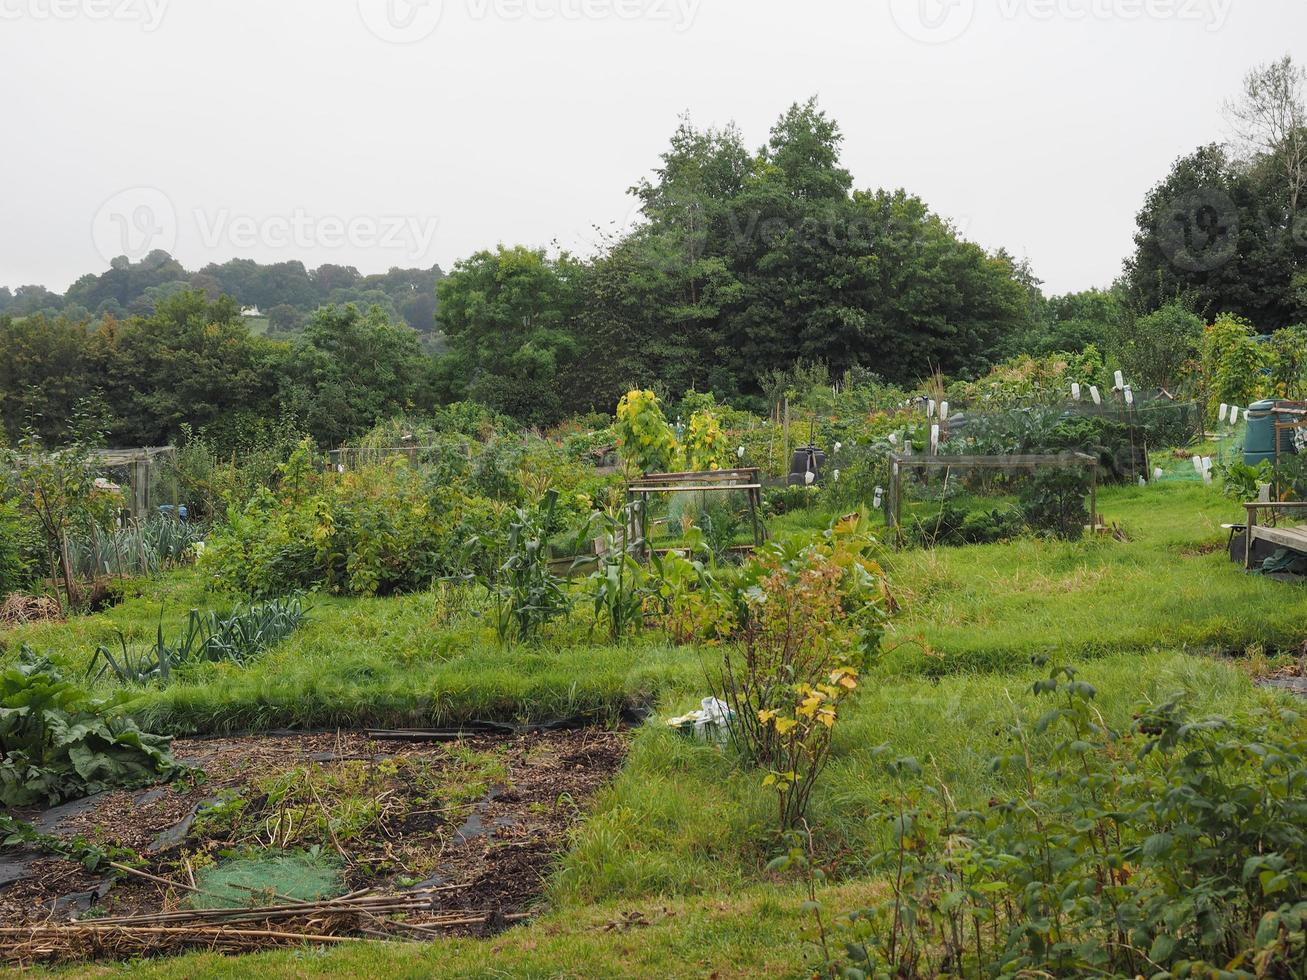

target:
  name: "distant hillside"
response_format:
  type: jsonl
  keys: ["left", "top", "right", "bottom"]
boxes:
{"left": 0, "top": 251, "right": 444, "bottom": 341}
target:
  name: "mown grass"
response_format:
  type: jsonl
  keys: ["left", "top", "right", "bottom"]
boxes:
{"left": 883, "top": 482, "right": 1307, "bottom": 674}
{"left": 53, "top": 881, "right": 886, "bottom": 980}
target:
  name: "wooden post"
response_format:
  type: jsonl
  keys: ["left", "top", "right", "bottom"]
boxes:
{"left": 1090, "top": 464, "right": 1098, "bottom": 532}
{"left": 748, "top": 487, "right": 762, "bottom": 548}
{"left": 783, "top": 396, "right": 791, "bottom": 479}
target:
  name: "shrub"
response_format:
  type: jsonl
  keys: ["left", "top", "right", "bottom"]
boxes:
{"left": 1019, "top": 469, "right": 1090, "bottom": 539}
{"left": 201, "top": 460, "right": 512, "bottom": 598}
{"left": 824, "top": 666, "right": 1307, "bottom": 978}
{"left": 683, "top": 409, "right": 732, "bottom": 471}
{"left": 719, "top": 517, "right": 893, "bottom": 831}
{"left": 615, "top": 390, "right": 678, "bottom": 473}
{"left": 1202, "top": 313, "right": 1269, "bottom": 418}
{"left": 0, "top": 497, "right": 36, "bottom": 595}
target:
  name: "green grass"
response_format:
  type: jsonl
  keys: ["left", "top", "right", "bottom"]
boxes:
{"left": 54, "top": 882, "right": 883, "bottom": 979}
{"left": 551, "top": 648, "right": 1278, "bottom": 907}
{"left": 883, "top": 481, "right": 1307, "bottom": 673}
{"left": 2, "top": 573, "right": 702, "bottom": 735}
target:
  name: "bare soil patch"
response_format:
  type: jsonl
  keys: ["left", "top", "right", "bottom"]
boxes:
{"left": 1, "top": 728, "right": 627, "bottom": 963}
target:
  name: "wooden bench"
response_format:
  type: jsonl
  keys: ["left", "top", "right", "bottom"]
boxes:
{"left": 1243, "top": 501, "right": 1307, "bottom": 568}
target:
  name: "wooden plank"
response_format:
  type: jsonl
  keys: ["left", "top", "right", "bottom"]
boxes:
{"left": 1249, "top": 524, "right": 1307, "bottom": 552}
{"left": 630, "top": 484, "right": 762, "bottom": 494}
{"left": 634, "top": 469, "right": 759, "bottom": 483}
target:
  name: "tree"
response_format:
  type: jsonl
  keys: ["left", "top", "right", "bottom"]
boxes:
{"left": 436, "top": 246, "right": 582, "bottom": 426}
{"left": 4, "top": 419, "right": 111, "bottom": 611}
{"left": 1124, "top": 144, "right": 1305, "bottom": 327}
{"left": 1020, "top": 288, "right": 1125, "bottom": 356}
{"left": 1200, "top": 313, "right": 1270, "bottom": 415}
{"left": 1115, "top": 301, "right": 1205, "bottom": 391}
{"left": 282, "top": 305, "right": 428, "bottom": 447}
{"left": 88, "top": 291, "right": 285, "bottom": 449}
{"left": 582, "top": 99, "right": 1029, "bottom": 398}
{"left": 1226, "top": 55, "right": 1307, "bottom": 215}
{"left": 1268, "top": 323, "right": 1307, "bottom": 398}
{"left": 0, "top": 314, "right": 98, "bottom": 443}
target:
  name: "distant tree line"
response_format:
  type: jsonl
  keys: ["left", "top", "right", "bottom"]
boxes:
{"left": 0, "top": 293, "right": 432, "bottom": 450}
{"left": 0, "top": 252, "right": 443, "bottom": 341}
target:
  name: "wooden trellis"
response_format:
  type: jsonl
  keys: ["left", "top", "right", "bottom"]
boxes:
{"left": 626, "top": 468, "right": 765, "bottom": 561}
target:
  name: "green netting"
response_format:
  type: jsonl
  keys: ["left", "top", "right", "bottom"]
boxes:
{"left": 189, "top": 851, "right": 344, "bottom": 909}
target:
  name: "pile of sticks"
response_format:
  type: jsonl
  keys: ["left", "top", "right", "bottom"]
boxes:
{"left": 0, "top": 886, "right": 528, "bottom": 965}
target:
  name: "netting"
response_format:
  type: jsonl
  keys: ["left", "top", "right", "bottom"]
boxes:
{"left": 189, "top": 852, "right": 344, "bottom": 909}
{"left": 888, "top": 453, "right": 1098, "bottom": 547}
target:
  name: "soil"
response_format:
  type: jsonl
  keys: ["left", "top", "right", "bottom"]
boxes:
{"left": 0, "top": 728, "right": 628, "bottom": 934}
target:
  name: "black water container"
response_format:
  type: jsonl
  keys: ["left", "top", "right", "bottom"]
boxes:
{"left": 787, "top": 446, "right": 827, "bottom": 485}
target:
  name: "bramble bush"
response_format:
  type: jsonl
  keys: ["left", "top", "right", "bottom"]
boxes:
{"left": 815, "top": 665, "right": 1307, "bottom": 979}
{"left": 202, "top": 452, "right": 512, "bottom": 598}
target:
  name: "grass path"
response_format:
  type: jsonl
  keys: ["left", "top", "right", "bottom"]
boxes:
{"left": 884, "top": 482, "right": 1307, "bottom": 672}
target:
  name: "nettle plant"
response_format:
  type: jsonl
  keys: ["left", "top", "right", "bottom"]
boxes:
{"left": 815, "top": 665, "right": 1307, "bottom": 979}
{"left": 720, "top": 516, "right": 893, "bottom": 833}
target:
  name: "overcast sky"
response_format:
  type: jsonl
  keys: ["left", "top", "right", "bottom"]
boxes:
{"left": 1, "top": 0, "right": 1303, "bottom": 297}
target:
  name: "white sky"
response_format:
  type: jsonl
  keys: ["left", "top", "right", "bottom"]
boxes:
{"left": 1, "top": 0, "right": 1303, "bottom": 297}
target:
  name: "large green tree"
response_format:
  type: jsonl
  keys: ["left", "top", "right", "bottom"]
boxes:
{"left": 435, "top": 246, "right": 583, "bottom": 426}
{"left": 0, "top": 314, "right": 96, "bottom": 443}
{"left": 281, "top": 304, "right": 429, "bottom": 447}
{"left": 89, "top": 291, "right": 286, "bottom": 448}
{"left": 571, "top": 99, "right": 1029, "bottom": 402}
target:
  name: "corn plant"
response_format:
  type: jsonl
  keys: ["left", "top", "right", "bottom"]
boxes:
{"left": 491, "top": 490, "right": 569, "bottom": 647}
{"left": 581, "top": 504, "right": 647, "bottom": 641}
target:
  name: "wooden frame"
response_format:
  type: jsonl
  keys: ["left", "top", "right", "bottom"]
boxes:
{"left": 1272, "top": 405, "right": 1307, "bottom": 498}
{"left": 888, "top": 452, "right": 1099, "bottom": 544}
{"left": 1242, "top": 501, "right": 1307, "bottom": 569}
{"left": 626, "top": 468, "right": 765, "bottom": 560}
